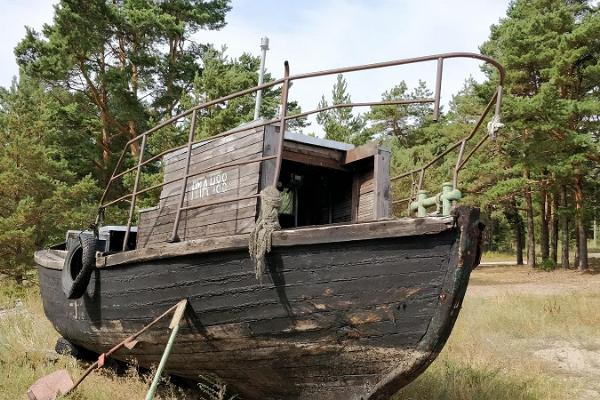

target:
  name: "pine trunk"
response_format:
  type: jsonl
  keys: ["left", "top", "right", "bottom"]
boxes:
{"left": 505, "top": 200, "right": 524, "bottom": 265}
{"left": 574, "top": 175, "right": 588, "bottom": 271}
{"left": 540, "top": 183, "right": 549, "bottom": 262}
{"left": 550, "top": 190, "right": 558, "bottom": 265}
{"left": 561, "top": 185, "right": 570, "bottom": 270}
{"left": 516, "top": 212, "right": 525, "bottom": 265}
{"left": 524, "top": 170, "right": 536, "bottom": 268}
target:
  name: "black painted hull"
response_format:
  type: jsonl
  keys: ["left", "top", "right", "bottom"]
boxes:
{"left": 36, "top": 209, "right": 482, "bottom": 400}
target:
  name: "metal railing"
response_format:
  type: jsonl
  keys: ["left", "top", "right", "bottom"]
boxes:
{"left": 390, "top": 84, "right": 503, "bottom": 210}
{"left": 95, "top": 52, "right": 505, "bottom": 250}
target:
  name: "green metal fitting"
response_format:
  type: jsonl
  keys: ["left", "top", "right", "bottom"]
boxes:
{"left": 441, "top": 182, "right": 461, "bottom": 216}
{"left": 410, "top": 183, "right": 461, "bottom": 217}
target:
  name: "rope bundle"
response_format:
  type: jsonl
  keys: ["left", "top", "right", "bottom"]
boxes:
{"left": 249, "top": 185, "right": 281, "bottom": 282}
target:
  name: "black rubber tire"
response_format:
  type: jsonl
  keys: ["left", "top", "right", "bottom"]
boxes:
{"left": 55, "top": 337, "right": 98, "bottom": 361}
{"left": 62, "top": 234, "right": 96, "bottom": 299}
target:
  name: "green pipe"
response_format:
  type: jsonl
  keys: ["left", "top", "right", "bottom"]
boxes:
{"left": 145, "top": 300, "right": 187, "bottom": 400}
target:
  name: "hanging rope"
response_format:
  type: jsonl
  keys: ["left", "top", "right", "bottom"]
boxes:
{"left": 487, "top": 114, "right": 504, "bottom": 140}
{"left": 249, "top": 185, "right": 281, "bottom": 281}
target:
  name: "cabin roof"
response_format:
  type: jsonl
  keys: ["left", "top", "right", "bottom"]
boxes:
{"left": 283, "top": 131, "right": 354, "bottom": 151}
{"left": 162, "top": 120, "right": 354, "bottom": 163}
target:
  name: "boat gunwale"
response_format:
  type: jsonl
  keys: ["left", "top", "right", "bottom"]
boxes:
{"left": 35, "top": 216, "right": 455, "bottom": 271}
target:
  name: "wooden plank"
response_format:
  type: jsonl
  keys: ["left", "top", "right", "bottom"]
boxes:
{"left": 98, "top": 217, "right": 455, "bottom": 268}
{"left": 160, "top": 173, "right": 259, "bottom": 206}
{"left": 260, "top": 125, "right": 279, "bottom": 190}
{"left": 343, "top": 142, "right": 378, "bottom": 165}
{"left": 164, "top": 142, "right": 264, "bottom": 183}
{"left": 141, "top": 217, "right": 256, "bottom": 246}
{"left": 351, "top": 166, "right": 375, "bottom": 222}
{"left": 374, "top": 149, "right": 391, "bottom": 219}
{"left": 283, "top": 140, "right": 344, "bottom": 162}
{"left": 164, "top": 127, "right": 261, "bottom": 168}
{"left": 140, "top": 205, "right": 257, "bottom": 237}
{"left": 281, "top": 149, "right": 346, "bottom": 171}
{"left": 359, "top": 180, "right": 374, "bottom": 195}
{"left": 137, "top": 184, "right": 259, "bottom": 245}
{"left": 137, "top": 127, "right": 264, "bottom": 247}
{"left": 162, "top": 163, "right": 260, "bottom": 199}
{"left": 141, "top": 198, "right": 257, "bottom": 227}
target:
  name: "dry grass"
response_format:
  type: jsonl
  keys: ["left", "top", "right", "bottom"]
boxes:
{"left": 396, "top": 266, "right": 600, "bottom": 400}
{"left": 2, "top": 266, "right": 599, "bottom": 400}
{"left": 0, "top": 283, "right": 193, "bottom": 400}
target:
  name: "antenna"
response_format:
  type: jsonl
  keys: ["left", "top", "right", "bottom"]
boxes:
{"left": 253, "top": 37, "right": 270, "bottom": 120}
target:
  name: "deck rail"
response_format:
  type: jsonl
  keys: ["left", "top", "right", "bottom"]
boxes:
{"left": 95, "top": 52, "right": 505, "bottom": 250}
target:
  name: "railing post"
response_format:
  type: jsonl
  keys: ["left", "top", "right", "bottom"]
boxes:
{"left": 272, "top": 61, "right": 290, "bottom": 187}
{"left": 453, "top": 140, "right": 467, "bottom": 190}
{"left": 433, "top": 57, "right": 444, "bottom": 121}
{"left": 417, "top": 168, "right": 425, "bottom": 191}
{"left": 123, "top": 134, "right": 147, "bottom": 251}
{"left": 169, "top": 110, "right": 198, "bottom": 243}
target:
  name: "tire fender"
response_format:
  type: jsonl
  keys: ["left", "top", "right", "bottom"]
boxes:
{"left": 62, "top": 234, "right": 96, "bottom": 299}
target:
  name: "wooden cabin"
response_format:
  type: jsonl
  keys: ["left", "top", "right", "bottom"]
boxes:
{"left": 136, "top": 122, "right": 391, "bottom": 248}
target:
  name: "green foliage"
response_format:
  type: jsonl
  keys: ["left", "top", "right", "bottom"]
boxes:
{"left": 15, "top": 0, "right": 232, "bottom": 183}
{"left": 182, "top": 46, "right": 306, "bottom": 139}
{"left": 0, "top": 77, "right": 100, "bottom": 282}
{"left": 365, "top": 80, "right": 433, "bottom": 145}
{"left": 316, "top": 74, "right": 367, "bottom": 145}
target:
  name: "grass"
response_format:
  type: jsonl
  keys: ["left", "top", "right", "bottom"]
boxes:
{"left": 2, "top": 267, "right": 599, "bottom": 400}
{"left": 396, "top": 266, "right": 600, "bottom": 400}
{"left": 0, "top": 282, "right": 195, "bottom": 400}
{"left": 480, "top": 251, "right": 515, "bottom": 262}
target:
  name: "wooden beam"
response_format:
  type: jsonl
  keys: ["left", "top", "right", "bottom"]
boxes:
{"left": 344, "top": 142, "right": 378, "bottom": 165}
{"left": 281, "top": 149, "right": 346, "bottom": 170}
{"left": 95, "top": 217, "right": 455, "bottom": 268}
{"left": 374, "top": 149, "right": 391, "bottom": 219}
{"left": 260, "top": 125, "right": 279, "bottom": 189}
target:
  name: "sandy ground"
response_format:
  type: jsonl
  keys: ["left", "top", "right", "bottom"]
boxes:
{"left": 468, "top": 265, "right": 600, "bottom": 298}
{"left": 467, "top": 266, "right": 600, "bottom": 399}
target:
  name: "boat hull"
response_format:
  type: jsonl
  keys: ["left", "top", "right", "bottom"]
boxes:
{"left": 36, "top": 207, "right": 482, "bottom": 399}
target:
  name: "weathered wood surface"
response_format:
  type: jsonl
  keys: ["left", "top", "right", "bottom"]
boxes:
{"left": 354, "top": 169, "right": 375, "bottom": 222}
{"left": 92, "top": 217, "right": 454, "bottom": 268}
{"left": 349, "top": 148, "right": 390, "bottom": 222}
{"left": 282, "top": 140, "right": 345, "bottom": 171}
{"left": 36, "top": 209, "right": 482, "bottom": 400}
{"left": 344, "top": 142, "right": 378, "bottom": 165}
{"left": 137, "top": 127, "right": 265, "bottom": 247}
{"left": 374, "top": 149, "right": 391, "bottom": 220}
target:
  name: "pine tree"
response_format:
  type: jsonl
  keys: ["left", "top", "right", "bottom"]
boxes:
{"left": 316, "top": 74, "right": 367, "bottom": 145}
{"left": 0, "top": 77, "right": 100, "bottom": 283}
{"left": 365, "top": 80, "right": 433, "bottom": 145}
{"left": 15, "top": 0, "right": 231, "bottom": 181}
{"left": 481, "top": 0, "right": 600, "bottom": 270}
{"left": 181, "top": 46, "right": 307, "bottom": 139}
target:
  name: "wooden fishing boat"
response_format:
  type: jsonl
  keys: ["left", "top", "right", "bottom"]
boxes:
{"left": 34, "top": 52, "right": 505, "bottom": 399}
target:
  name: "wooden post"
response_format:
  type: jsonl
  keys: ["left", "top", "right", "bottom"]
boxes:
{"left": 374, "top": 149, "right": 391, "bottom": 220}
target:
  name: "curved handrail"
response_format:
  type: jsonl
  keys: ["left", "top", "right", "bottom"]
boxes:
{"left": 95, "top": 52, "right": 505, "bottom": 248}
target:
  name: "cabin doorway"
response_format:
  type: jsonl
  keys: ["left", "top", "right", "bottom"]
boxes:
{"left": 278, "top": 160, "right": 353, "bottom": 229}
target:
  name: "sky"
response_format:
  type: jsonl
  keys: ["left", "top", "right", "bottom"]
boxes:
{"left": 0, "top": 0, "right": 511, "bottom": 132}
